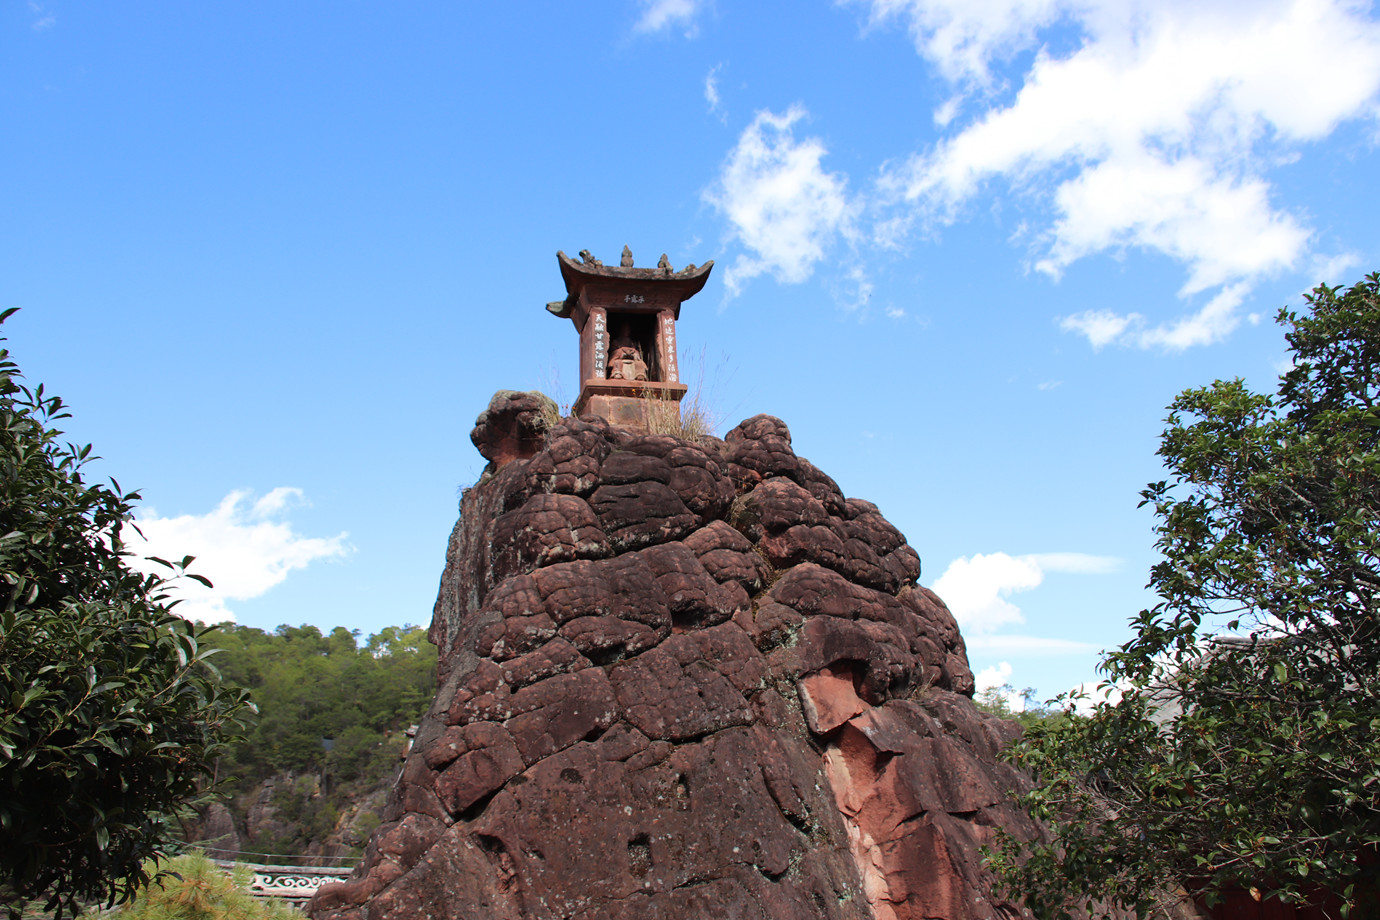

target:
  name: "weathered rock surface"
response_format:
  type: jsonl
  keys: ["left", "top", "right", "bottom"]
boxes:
{"left": 471, "top": 390, "right": 557, "bottom": 470}
{"left": 310, "top": 409, "right": 1039, "bottom": 920}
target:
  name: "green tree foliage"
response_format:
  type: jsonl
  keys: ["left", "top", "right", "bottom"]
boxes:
{"left": 973, "top": 684, "right": 1070, "bottom": 732}
{"left": 990, "top": 274, "right": 1380, "bottom": 918}
{"left": 0, "top": 314, "right": 252, "bottom": 918}
{"left": 204, "top": 624, "right": 435, "bottom": 790}
{"left": 88, "top": 851, "right": 301, "bottom": 920}
{"left": 195, "top": 624, "right": 435, "bottom": 858}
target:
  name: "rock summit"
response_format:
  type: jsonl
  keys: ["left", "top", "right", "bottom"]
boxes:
{"left": 310, "top": 393, "right": 1040, "bottom": 920}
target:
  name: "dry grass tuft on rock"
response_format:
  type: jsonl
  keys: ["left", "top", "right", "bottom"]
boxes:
{"left": 643, "top": 348, "right": 728, "bottom": 441}
{"left": 642, "top": 389, "right": 719, "bottom": 441}
{"left": 536, "top": 393, "right": 563, "bottom": 433}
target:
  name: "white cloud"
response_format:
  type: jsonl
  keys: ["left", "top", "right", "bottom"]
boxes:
{"left": 975, "top": 661, "right": 1014, "bottom": 692}
{"left": 704, "top": 64, "right": 723, "bottom": 117}
{"left": 1136, "top": 282, "right": 1251, "bottom": 349}
{"left": 833, "top": 263, "right": 874, "bottom": 311}
{"left": 1060, "top": 280, "right": 1251, "bottom": 350}
{"left": 853, "top": 0, "right": 1068, "bottom": 86}
{"left": 1059, "top": 308, "right": 1140, "bottom": 349}
{"left": 1036, "top": 157, "right": 1308, "bottom": 294}
{"left": 634, "top": 0, "right": 703, "bottom": 36}
{"left": 933, "top": 552, "right": 1043, "bottom": 633}
{"left": 932, "top": 94, "right": 963, "bottom": 128}
{"left": 123, "top": 488, "right": 350, "bottom": 624}
{"left": 862, "top": 0, "right": 1380, "bottom": 348}
{"left": 704, "top": 106, "right": 860, "bottom": 297}
{"left": 930, "top": 550, "right": 1120, "bottom": 635}
{"left": 1311, "top": 250, "right": 1363, "bottom": 286}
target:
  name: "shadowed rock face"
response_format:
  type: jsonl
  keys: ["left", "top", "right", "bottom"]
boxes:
{"left": 309, "top": 406, "right": 1040, "bottom": 920}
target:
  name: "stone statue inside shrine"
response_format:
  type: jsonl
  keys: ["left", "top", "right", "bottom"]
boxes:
{"left": 608, "top": 343, "right": 649, "bottom": 381}
{"left": 608, "top": 319, "right": 652, "bottom": 382}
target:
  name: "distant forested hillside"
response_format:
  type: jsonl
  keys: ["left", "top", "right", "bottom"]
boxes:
{"left": 188, "top": 624, "right": 437, "bottom": 859}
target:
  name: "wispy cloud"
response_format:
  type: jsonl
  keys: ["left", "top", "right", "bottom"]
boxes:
{"left": 704, "top": 64, "right": 723, "bottom": 118}
{"left": 704, "top": 105, "right": 860, "bottom": 298}
{"left": 633, "top": 0, "right": 704, "bottom": 37}
{"left": 831, "top": 263, "right": 874, "bottom": 312}
{"left": 1060, "top": 281, "right": 1251, "bottom": 349}
{"left": 1023, "top": 552, "right": 1121, "bottom": 574}
{"left": 1310, "top": 250, "right": 1363, "bottom": 287}
{"left": 123, "top": 488, "right": 350, "bottom": 623}
{"left": 930, "top": 550, "right": 1119, "bottom": 637}
{"left": 852, "top": 0, "right": 1067, "bottom": 86}
{"left": 1059, "top": 308, "right": 1140, "bottom": 350}
{"left": 852, "top": 0, "right": 1380, "bottom": 349}
{"left": 965, "top": 634, "right": 1100, "bottom": 655}
{"left": 28, "top": 0, "right": 55, "bottom": 30}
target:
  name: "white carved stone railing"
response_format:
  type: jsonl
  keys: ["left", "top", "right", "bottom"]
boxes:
{"left": 210, "top": 860, "right": 355, "bottom": 900}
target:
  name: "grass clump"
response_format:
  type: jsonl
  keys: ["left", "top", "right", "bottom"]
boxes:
{"left": 644, "top": 389, "right": 718, "bottom": 441}
{"left": 536, "top": 393, "right": 563, "bottom": 432}
{"left": 644, "top": 347, "right": 730, "bottom": 441}
{"left": 89, "top": 853, "right": 303, "bottom": 920}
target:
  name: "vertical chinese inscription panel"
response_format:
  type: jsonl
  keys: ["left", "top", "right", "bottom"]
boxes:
{"left": 658, "top": 309, "right": 678, "bottom": 384}
{"left": 582, "top": 306, "right": 608, "bottom": 382}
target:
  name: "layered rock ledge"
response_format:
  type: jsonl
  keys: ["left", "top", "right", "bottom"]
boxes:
{"left": 310, "top": 399, "right": 1040, "bottom": 920}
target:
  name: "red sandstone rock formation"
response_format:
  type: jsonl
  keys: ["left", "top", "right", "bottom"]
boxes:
{"left": 309, "top": 395, "right": 1042, "bottom": 920}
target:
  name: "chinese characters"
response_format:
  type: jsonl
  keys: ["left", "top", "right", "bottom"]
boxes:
{"left": 592, "top": 313, "right": 607, "bottom": 379}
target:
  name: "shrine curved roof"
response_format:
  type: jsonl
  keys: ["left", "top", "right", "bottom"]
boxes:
{"left": 548, "top": 249, "right": 715, "bottom": 320}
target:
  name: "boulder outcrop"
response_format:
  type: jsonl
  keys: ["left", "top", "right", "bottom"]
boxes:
{"left": 310, "top": 400, "right": 1040, "bottom": 920}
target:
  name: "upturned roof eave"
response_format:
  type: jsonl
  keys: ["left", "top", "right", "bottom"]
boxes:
{"left": 552, "top": 250, "right": 714, "bottom": 315}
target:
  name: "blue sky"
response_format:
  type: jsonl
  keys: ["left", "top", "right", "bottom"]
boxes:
{"left": 4, "top": 0, "right": 1379, "bottom": 704}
